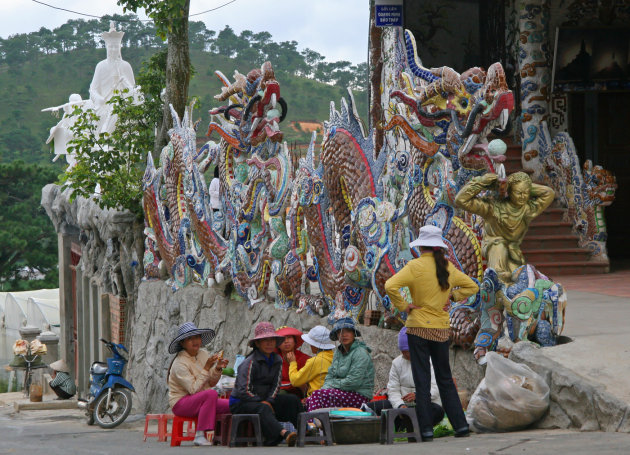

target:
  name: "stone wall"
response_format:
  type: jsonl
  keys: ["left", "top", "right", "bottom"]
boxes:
{"left": 41, "top": 184, "right": 144, "bottom": 305}
{"left": 41, "top": 183, "right": 144, "bottom": 391}
{"left": 128, "top": 280, "right": 485, "bottom": 414}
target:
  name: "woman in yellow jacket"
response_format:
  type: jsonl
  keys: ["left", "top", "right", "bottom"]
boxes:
{"left": 285, "top": 326, "right": 335, "bottom": 398}
{"left": 385, "top": 225, "right": 479, "bottom": 441}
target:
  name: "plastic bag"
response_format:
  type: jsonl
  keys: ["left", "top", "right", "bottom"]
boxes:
{"left": 233, "top": 354, "right": 245, "bottom": 373}
{"left": 467, "top": 352, "right": 549, "bottom": 432}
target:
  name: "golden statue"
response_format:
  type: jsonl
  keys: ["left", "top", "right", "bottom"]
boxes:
{"left": 455, "top": 172, "right": 555, "bottom": 282}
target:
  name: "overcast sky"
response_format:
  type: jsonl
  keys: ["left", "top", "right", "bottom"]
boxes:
{"left": 0, "top": 0, "right": 370, "bottom": 64}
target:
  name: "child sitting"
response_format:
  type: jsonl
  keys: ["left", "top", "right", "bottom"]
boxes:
{"left": 286, "top": 325, "right": 335, "bottom": 397}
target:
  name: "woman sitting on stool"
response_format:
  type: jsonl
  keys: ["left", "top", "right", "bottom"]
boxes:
{"left": 275, "top": 326, "right": 311, "bottom": 398}
{"left": 305, "top": 317, "right": 374, "bottom": 411}
{"left": 229, "top": 322, "right": 300, "bottom": 446}
{"left": 286, "top": 325, "right": 335, "bottom": 398}
{"left": 167, "top": 322, "right": 229, "bottom": 446}
{"left": 366, "top": 327, "right": 444, "bottom": 428}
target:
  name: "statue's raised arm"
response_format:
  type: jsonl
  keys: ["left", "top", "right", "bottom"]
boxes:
{"left": 455, "top": 172, "right": 554, "bottom": 282}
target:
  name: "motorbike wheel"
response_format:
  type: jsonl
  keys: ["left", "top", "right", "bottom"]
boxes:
{"left": 92, "top": 388, "right": 132, "bottom": 429}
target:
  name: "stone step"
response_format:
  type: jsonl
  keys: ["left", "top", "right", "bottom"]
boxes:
{"left": 481, "top": 140, "right": 609, "bottom": 276}
{"left": 505, "top": 144, "right": 522, "bottom": 160}
{"left": 504, "top": 154, "right": 521, "bottom": 163}
{"left": 531, "top": 261, "right": 610, "bottom": 277}
{"left": 521, "top": 234, "right": 581, "bottom": 250}
{"left": 534, "top": 208, "right": 566, "bottom": 223}
{"left": 527, "top": 221, "right": 574, "bottom": 236}
{"left": 524, "top": 248, "right": 591, "bottom": 263}
{"left": 14, "top": 399, "right": 79, "bottom": 412}
{"left": 504, "top": 161, "right": 523, "bottom": 175}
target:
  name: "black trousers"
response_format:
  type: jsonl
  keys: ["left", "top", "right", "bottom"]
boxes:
{"left": 50, "top": 384, "right": 74, "bottom": 400}
{"left": 407, "top": 333, "right": 467, "bottom": 433}
{"left": 366, "top": 399, "right": 444, "bottom": 426}
{"left": 229, "top": 394, "right": 301, "bottom": 445}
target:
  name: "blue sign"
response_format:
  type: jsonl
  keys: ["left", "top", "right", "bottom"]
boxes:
{"left": 375, "top": 3, "right": 403, "bottom": 27}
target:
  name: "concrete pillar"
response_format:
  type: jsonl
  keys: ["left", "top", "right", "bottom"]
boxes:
{"left": 82, "top": 275, "right": 91, "bottom": 370}
{"left": 19, "top": 326, "right": 41, "bottom": 343}
{"left": 37, "top": 331, "right": 59, "bottom": 366}
{"left": 98, "top": 293, "right": 110, "bottom": 360}
{"left": 57, "top": 233, "right": 76, "bottom": 379}
{"left": 517, "top": 0, "right": 551, "bottom": 179}
{"left": 76, "top": 270, "right": 86, "bottom": 396}
{"left": 90, "top": 281, "right": 99, "bottom": 362}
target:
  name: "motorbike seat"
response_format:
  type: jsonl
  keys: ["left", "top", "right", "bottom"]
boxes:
{"left": 91, "top": 362, "right": 108, "bottom": 375}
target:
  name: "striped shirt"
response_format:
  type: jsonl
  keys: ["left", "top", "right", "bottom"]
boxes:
{"left": 49, "top": 371, "right": 77, "bottom": 396}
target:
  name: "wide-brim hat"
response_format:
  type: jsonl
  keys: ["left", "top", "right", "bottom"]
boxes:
{"left": 302, "top": 326, "right": 335, "bottom": 350}
{"left": 329, "top": 317, "right": 361, "bottom": 341}
{"left": 49, "top": 359, "right": 69, "bottom": 373}
{"left": 249, "top": 322, "right": 285, "bottom": 348}
{"left": 276, "top": 326, "right": 304, "bottom": 348}
{"left": 168, "top": 322, "right": 216, "bottom": 354}
{"left": 409, "top": 225, "right": 447, "bottom": 249}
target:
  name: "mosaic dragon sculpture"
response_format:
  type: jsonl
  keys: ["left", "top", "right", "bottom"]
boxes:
{"left": 516, "top": 5, "right": 616, "bottom": 263}
{"left": 539, "top": 128, "right": 617, "bottom": 262}
{"left": 142, "top": 29, "right": 566, "bottom": 358}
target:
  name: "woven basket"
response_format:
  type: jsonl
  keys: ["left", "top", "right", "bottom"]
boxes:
{"left": 9, "top": 355, "right": 43, "bottom": 368}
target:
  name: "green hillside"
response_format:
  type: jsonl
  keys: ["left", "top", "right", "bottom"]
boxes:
{"left": 0, "top": 31, "right": 368, "bottom": 166}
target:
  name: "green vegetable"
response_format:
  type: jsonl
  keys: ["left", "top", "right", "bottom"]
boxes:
{"left": 433, "top": 416, "right": 454, "bottom": 438}
{"left": 222, "top": 367, "right": 235, "bottom": 377}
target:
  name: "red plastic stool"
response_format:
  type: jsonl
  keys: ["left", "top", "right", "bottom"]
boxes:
{"left": 144, "top": 414, "right": 168, "bottom": 442}
{"left": 170, "top": 416, "right": 198, "bottom": 447}
{"left": 163, "top": 414, "right": 175, "bottom": 441}
{"left": 213, "top": 413, "right": 232, "bottom": 446}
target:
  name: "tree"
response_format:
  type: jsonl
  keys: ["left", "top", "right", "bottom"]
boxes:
{"left": 213, "top": 25, "right": 239, "bottom": 57}
{"left": 0, "top": 161, "right": 58, "bottom": 290}
{"left": 64, "top": 88, "right": 155, "bottom": 217}
{"left": 188, "top": 20, "right": 211, "bottom": 51}
{"left": 118, "top": 0, "right": 191, "bottom": 154}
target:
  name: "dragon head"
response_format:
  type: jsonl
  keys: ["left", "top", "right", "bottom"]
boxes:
{"left": 293, "top": 168, "right": 323, "bottom": 208}
{"left": 208, "top": 61, "right": 287, "bottom": 148}
{"left": 583, "top": 160, "right": 617, "bottom": 207}
{"left": 388, "top": 30, "right": 513, "bottom": 176}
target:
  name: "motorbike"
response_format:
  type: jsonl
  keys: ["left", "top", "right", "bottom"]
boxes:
{"left": 77, "top": 338, "right": 134, "bottom": 428}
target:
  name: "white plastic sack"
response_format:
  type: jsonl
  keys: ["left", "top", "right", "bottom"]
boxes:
{"left": 467, "top": 352, "right": 549, "bottom": 432}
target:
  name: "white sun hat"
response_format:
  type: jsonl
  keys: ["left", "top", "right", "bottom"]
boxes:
{"left": 301, "top": 326, "right": 335, "bottom": 350}
{"left": 409, "top": 225, "right": 447, "bottom": 249}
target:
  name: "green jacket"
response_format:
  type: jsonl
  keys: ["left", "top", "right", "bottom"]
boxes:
{"left": 322, "top": 340, "right": 374, "bottom": 399}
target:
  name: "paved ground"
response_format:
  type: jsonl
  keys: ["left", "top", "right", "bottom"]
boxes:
{"left": 1, "top": 406, "right": 630, "bottom": 455}
{"left": 556, "top": 269, "right": 630, "bottom": 298}
{"left": 544, "top": 270, "right": 630, "bottom": 404}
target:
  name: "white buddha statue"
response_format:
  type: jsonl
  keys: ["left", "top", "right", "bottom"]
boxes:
{"left": 43, "top": 22, "right": 137, "bottom": 171}
{"left": 88, "top": 21, "right": 136, "bottom": 134}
